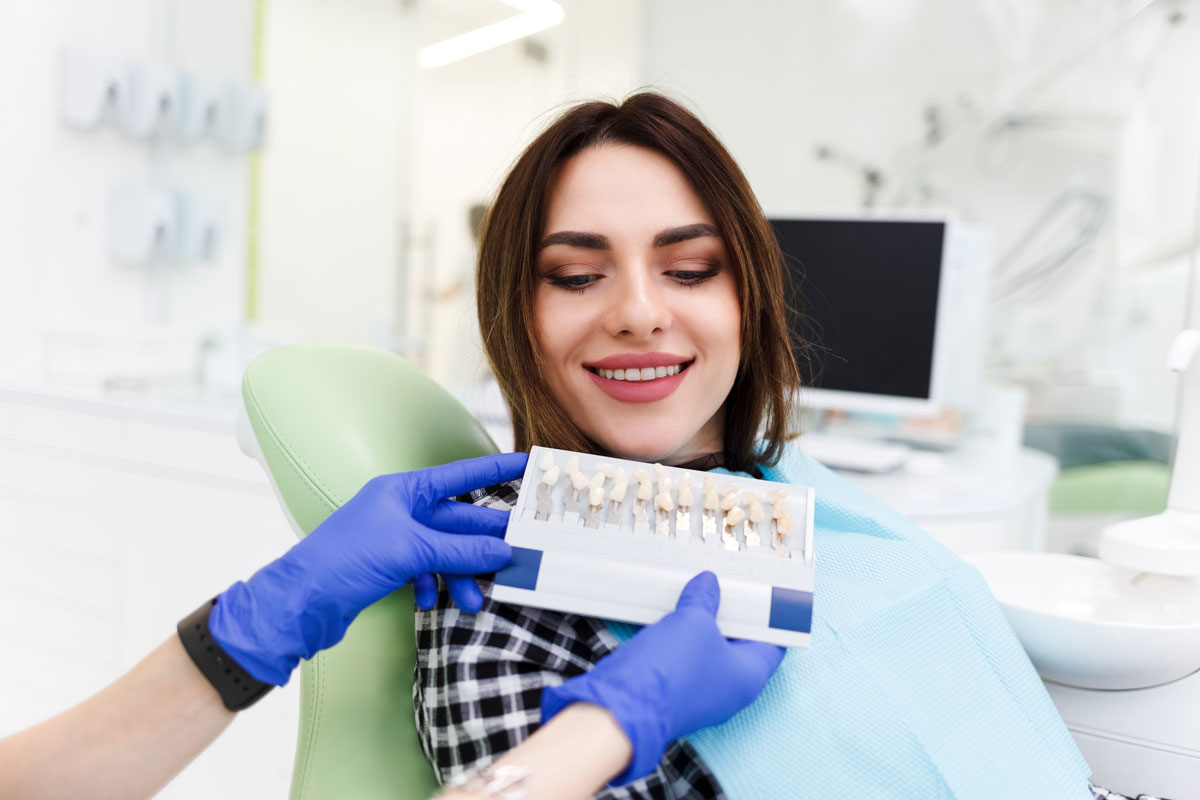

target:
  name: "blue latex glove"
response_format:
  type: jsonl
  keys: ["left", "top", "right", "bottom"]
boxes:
{"left": 541, "top": 571, "right": 785, "bottom": 784}
{"left": 210, "top": 452, "right": 526, "bottom": 685}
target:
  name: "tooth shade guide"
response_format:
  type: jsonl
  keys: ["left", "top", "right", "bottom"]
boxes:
{"left": 515, "top": 448, "right": 814, "bottom": 569}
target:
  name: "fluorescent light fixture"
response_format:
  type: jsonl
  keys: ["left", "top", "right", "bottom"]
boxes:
{"left": 418, "top": 0, "right": 564, "bottom": 69}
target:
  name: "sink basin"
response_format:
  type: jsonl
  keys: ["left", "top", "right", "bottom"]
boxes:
{"left": 966, "top": 551, "right": 1200, "bottom": 689}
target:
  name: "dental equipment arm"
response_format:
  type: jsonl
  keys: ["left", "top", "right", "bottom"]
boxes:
{"left": 1100, "top": 329, "right": 1200, "bottom": 574}
{"left": 0, "top": 453, "right": 526, "bottom": 800}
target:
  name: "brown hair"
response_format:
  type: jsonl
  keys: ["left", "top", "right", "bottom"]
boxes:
{"left": 476, "top": 92, "right": 800, "bottom": 471}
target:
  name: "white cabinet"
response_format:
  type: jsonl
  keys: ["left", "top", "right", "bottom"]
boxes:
{"left": 0, "top": 390, "right": 299, "bottom": 798}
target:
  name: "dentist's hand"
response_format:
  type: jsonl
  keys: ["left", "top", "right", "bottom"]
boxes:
{"left": 210, "top": 452, "right": 526, "bottom": 684}
{"left": 541, "top": 571, "right": 785, "bottom": 785}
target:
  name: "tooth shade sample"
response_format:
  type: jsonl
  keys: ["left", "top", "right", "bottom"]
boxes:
{"left": 630, "top": 468, "right": 651, "bottom": 484}
{"left": 566, "top": 455, "right": 579, "bottom": 475}
{"left": 588, "top": 485, "right": 605, "bottom": 506}
{"left": 538, "top": 451, "right": 554, "bottom": 470}
{"left": 777, "top": 513, "right": 793, "bottom": 535}
{"left": 724, "top": 506, "right": 746, "bottom": 527}
{"left": 590, "top": 471, "right": 607, "bottom": 489}
{"left": 570, "top": 470, "right": 589, "bottom": 491}
{"left": 720, "top": 492, "right": 740, "bottom": 511}
{"left": 541, "top": 465, "right": 560, "bottom": 486}
{"left": 597, "top": 462, "right": 617, "bottom": 477}
{"left": 748, "top": 498, "right": 765, "bottom": 523}
{"left": 655, "top": 491, "right": 675, "bottom": 511}
{"left": 677, "top": 475, "right": 694, "bottom": 507}
{"left": 610, "top": 481, "right": 628, "bottom": 502}
{"left": 637, "top": 480, "right": 653, "bottom": 500}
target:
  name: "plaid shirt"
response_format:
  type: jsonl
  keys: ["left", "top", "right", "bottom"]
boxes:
{"left": 412, "top": 479, "right": 1160, "bottom": 800}
{"left": 412, "top": 477, "right": 726, "bottom": 800}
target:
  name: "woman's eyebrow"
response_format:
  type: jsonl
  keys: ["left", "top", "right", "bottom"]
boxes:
{"left": 539, "top": 231, "right": 609, "bottom": 251}
{"left": 652, "top": 223, "right": 721, "bottom": 247}
{"left": 538, "top": 223, "right": 721, "bottom": 251}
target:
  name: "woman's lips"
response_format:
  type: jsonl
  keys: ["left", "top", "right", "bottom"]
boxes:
{"left": 585, "top": 362, "right": 691, "bottom": 403}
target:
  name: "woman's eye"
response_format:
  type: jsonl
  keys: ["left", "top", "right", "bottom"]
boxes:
{"left": 547, "top": 273, "right": 601, "bottom": 292}
{"left": 668, "top": 265, "right": 722, "bottom": 285}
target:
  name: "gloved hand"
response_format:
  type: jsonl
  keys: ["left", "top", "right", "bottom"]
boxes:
{"left": 541, "top": 571, "right": 785, "bottom": 785}
{"left": 210, "top": 452, "right": 527, "bottom": 685}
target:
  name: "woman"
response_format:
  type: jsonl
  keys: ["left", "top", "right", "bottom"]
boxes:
{"left": 413, "top": 93, "right": 1100, "bottom": 799}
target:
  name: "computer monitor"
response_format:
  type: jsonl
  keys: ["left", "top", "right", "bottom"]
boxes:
{"left": 769, "top": 213, "right": 956, "bottom": 418}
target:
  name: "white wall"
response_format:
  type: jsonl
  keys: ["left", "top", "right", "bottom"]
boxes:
{"left": 0, "top": 0, "right": 256, "bottom": 390}
{"left": 254, "top": 0, "right": 419, "bottom": 349}
{"left": 636, "top": 0, "right": 1200, "bottom": 430}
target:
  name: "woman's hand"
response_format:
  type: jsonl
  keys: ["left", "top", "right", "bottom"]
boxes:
{"left": 210, "top": 452, "right": 526, "bottom": 684}
{"left": 540, "top": 571, "right": 785, "bottom": 784}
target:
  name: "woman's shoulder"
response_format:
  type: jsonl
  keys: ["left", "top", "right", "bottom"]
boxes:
{"left": 755, "top": 439, "right": 963, "bottom": 566}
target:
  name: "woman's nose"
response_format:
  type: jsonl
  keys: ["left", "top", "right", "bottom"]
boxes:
{"left": 606, "top": 267, "right": 671, "bottom": 339}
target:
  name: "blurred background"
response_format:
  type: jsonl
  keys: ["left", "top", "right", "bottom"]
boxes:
{"left": 1, "top": 0, "right": 1198, "bottom": 796}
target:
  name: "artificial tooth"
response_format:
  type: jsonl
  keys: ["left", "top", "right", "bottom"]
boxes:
{"left": 640, "top": 367, "right": 655, "bottom": 380}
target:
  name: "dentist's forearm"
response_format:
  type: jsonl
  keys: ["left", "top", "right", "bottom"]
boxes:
{"left": 0, "top": 636, "right": 234, "bottom": 800}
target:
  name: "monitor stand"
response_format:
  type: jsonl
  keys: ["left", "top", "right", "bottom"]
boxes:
{"left": 800, "top": 433, "right": 911, "bottom": 474}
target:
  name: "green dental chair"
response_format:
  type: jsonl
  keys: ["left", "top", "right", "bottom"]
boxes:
{"left": 236, "top": 345, "right": 499, "bottom": 800}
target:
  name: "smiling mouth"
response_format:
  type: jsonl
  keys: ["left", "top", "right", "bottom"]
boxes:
{"left": 585, "top": 360, "right": 694, "bottom": 382}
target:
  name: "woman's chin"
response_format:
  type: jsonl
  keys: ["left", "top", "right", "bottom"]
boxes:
{"left": 591, "top": 432, "right": 691, "bottom": 465}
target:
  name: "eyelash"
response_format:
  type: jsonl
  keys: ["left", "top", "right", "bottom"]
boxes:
{"left": 546, "top": 264, "right": 723, "bottom": 294}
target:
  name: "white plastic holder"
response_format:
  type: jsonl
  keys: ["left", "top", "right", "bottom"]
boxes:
{"left": 173, "top": 193, "right": 226, "bottom": 263}
{"left": 110, "top": 187, "right": 175, "bottom": 265}
{"left": 175, "top": 72, "right": 226, "bottom": 145}
{"left": 118, "top": 62, "right": 180, "bottom": 139}
{"left": 57, "top": 49, "right": 126, "bottom": 130}
{"left": 215, "top": 82, "right": 268, "bottom": 152}
{"left": 1099, "top": 329, "right": 1200, "bottom": 576}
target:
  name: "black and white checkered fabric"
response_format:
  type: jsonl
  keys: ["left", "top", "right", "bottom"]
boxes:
{"left": 410, "top": 477, "right": 1167, "bottom": 800}
{"left": 1089, "top": 786, "right": 1171, "bottom": 800}
{"left": 412, "top": 477, "right": 726, "bottom": 799}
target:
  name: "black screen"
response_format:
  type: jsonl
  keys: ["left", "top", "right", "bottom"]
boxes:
{"left": 771, "top": 218, "right": 945, "bottom": 401}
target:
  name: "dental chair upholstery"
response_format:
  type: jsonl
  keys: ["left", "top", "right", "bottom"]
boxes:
{"left": 237, "top": 345, "right": 499, "bottom": 800}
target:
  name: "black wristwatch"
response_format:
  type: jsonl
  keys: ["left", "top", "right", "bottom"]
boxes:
{"left": 177, "top": 597, "right": 274, "bottom": 711}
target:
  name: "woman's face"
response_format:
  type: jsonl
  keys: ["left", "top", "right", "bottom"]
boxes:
{"left": 533, "top": 144, "right": 741, "bottom": 464}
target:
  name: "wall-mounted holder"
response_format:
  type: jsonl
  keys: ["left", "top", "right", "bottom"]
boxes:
{"left": 118, "top": 62, "right": 180, "bottom": 140}
{"left": 215, "top": 82, "right": 267, "bottom": 152}
{"left": 174, "top": 193, "right": 226, "bottom": 262}
{"left": 176, "top": 73, "right": 226, "bottom": 145}
{"left": 58, "top": 49, "right": 267, "bottom": 150}
{"left": 57, "top": 49, "right": 126, "bottom": 130}
{"left": 110, "top": 187, "right": 176, "bottom": 265}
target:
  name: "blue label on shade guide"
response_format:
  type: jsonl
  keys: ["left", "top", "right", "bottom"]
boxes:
{"left": 493, "top": 546, "right": 544, "bottom": 591}
{"left": 768, "top": 587, "right": 814, "bottom": 633}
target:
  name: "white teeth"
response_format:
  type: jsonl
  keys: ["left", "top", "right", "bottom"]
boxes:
{"left": 592, "top": 363, "right": 688, "bottom": 381}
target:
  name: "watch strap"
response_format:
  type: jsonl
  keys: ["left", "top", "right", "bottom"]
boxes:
{"left": 177, "top": 597, "right": 274, "bottom": 711}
